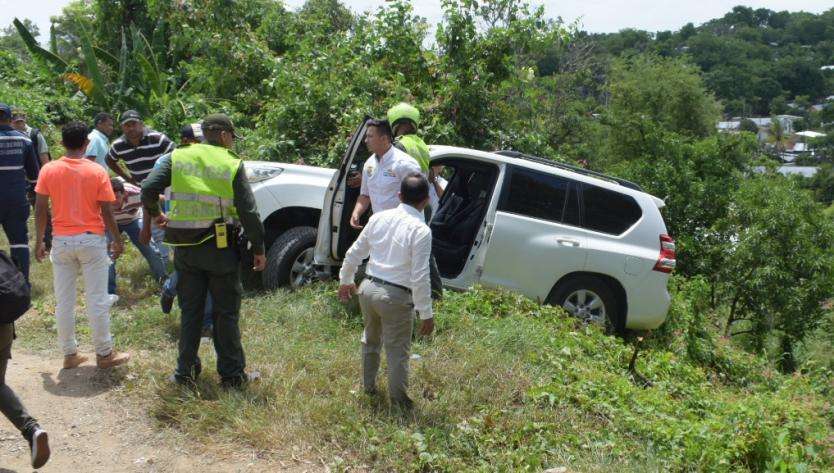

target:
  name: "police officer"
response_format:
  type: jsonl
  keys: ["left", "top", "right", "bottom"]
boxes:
{"left": 387, "top": 103, "right": 444, "bottom": 299}
{"left": 0, "top": 103, "right": 40, "bottom": 284}
{"left": 141, "top": 113, "right": 266, "bottom": 388}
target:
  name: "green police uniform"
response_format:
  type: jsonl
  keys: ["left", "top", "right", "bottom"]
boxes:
{"left": 142, "top": 133, "right": 264, "bottom": 386}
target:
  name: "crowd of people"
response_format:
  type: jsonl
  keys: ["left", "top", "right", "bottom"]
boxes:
{"left": 0, "top": 101, "right": 443, "bottom": 468}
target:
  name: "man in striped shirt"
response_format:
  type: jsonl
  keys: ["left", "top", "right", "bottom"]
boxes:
{"left": 106, "top": 110, "right": 175, "bottom": 185}
{"left": 107, "top": 178, "right": 167, "bottom": 295}
{"left": 107, "top": 110, "right": 175, "bottom": 261}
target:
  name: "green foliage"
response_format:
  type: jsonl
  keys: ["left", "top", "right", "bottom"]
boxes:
{"left": 711, "top": 176, "right": 834, "bottom": 368}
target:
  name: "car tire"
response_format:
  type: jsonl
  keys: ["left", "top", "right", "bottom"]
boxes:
{"left": 262, "top": 226, "right": 318, "bottom": 291}
{"left": 548, "top": 276, "right": 623, "bottom": 335}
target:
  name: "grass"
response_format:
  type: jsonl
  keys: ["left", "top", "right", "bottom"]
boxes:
{"left": 8, "top": 227, "right": 834, "bottom": 471}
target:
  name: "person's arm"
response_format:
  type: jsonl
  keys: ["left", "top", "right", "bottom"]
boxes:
{"left": 106, "top": 148, "right": 136, "bottom": 184}
{"left": 410, "top": 227, "right": 434, "bottom": 334}
{"left": 37, "top": 133, "right": 49, "bottom": 165}
{"left": 140, "top": 155, "right": 172, "bottom": 219}
{"left": 350, "top": 195, "right": 371, "bottom": 229}
{"left": 338, "top": 220, "right": 372, "bottom": 301}
{"left": 232, "top": 162, "right": 266, "bottom": 271}
{"left": 23, "top": 141, "right": 39, "bottom": 184}
{"left": 34, "top": 193, "right": 50, "bottom": 261}
{"left": 100, "top": 202, "right": 124, "bottom": 259}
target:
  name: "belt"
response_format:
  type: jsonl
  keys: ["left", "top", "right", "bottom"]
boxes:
{"left": 366, "top": 275, "right": 411, "bottom": 294}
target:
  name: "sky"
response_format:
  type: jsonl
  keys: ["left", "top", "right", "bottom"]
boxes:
{"left": 2, "top": 0, "right": 831, "bottom": 43}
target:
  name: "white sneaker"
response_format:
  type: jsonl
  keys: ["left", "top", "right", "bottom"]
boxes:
{"left": 30, "top": 428, "right": 50, "bottom": 469}
{"left": 107, "top": 294, "right": 119, "bottom": 307}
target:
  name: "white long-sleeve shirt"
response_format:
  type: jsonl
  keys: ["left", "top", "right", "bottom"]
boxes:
{"left": 339, "top": 203, "right": 433, "bottom": 319}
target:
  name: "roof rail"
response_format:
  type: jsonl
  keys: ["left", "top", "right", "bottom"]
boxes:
{"left": 494, "top": 150, "right": 644, "bottom": 191}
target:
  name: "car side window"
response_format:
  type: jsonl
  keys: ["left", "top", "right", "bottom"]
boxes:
{"left": 499, "top": 167, "right": 577, "bottom": 224}
{"left": 582, "top": 184, "right": 642, "bottom": 234}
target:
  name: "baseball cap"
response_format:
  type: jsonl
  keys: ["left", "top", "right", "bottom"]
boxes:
{"left": 0, "top": 103, "right": 10, "bottom": 120}
{"left": 201, "top": 113, "right": 241, "bottom": 138}
{"left": 119, "top": 110, "right": 142, "bottom": 125}
{"left": 180, "top": 123, "right": 204, "bottom": 142}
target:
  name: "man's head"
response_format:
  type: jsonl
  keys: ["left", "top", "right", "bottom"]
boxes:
{"left": 111, "top": 177, "right": 126, "bottom": 205}
{"left": 180, "top": 123, "right": 204, "bottom": 145}
{"left": 0, "top": 103, "right": 10, "bottom": 125}
{"left": 387, "top": 102, "right": 420, "bottom": 137}
{"left": 364, "top": 119, "right": 393, "bottom": 157}
{"left": 399, "top": 172, "right": 430, "bottom": 210}
{"left": 120, "top": 110, "right": 144, "bottom": 142}
{"left": 10, "top": 110, "right": 27, "bottom": 133}
{"left": 201, "top": 114, "right": 238, "bottom": 149}
{"left": 94, "top": 112, "right": 114, "bottom": 137}
{"left": 61, "top": 121, "right": 90, "bottom": 152}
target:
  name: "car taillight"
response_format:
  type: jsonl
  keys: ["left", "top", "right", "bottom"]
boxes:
{"left": 653, "top": 234, "right": 676, "bottom": 273}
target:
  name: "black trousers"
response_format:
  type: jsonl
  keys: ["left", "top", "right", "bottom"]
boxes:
{"left": 173, "top": 241, "right": 246, "bottom": 384}
{"left": 0, "top": 323, "right": 37, "bottom": 440}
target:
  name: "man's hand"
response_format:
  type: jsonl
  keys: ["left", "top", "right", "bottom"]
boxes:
{"left": 346, "top": 172, "right": 361, "bottom": 188}
{"left": 110, "top": 237, "right": 124, "bottom": 260}
{"left": 338, "top": 284, "right": 357, "bottom": 302}
{"left": 419, "top": 318, "right": 435, "bottom": 336}
{"left": 35, "top": 242, "right": 49, "bottom": 262}
{"left": 154, "top": 212, "right": 169, "bottom": 228}
{"left": 349, "top": 213, "right": 363, "bottom": 230}
{"left": 138, "top": 225, "right": 151, "bottom": 245}
{"left": 253, "top": 253, "right": 266, "bottom": 272}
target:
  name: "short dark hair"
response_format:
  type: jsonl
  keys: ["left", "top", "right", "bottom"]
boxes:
{"left": 94, "top": 112, "right": 113, "bottom": 126}
{"left": 111, "top": 178, "right": 125, "bottom": 194}
{"left": 400, "top": 172, "right": 429, "bottom": 206}
{"left": 61, "top": 121, "right": 89, "bottom": 150}
{"left": 367, "top": 119, "right": 393, "bottom": 141}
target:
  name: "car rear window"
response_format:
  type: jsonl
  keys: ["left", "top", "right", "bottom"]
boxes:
{"left": 499, "top": 167, "right": 578, "bottom": 224}
{"left": 582, "top": 184, "right": 642, "bottom": 234}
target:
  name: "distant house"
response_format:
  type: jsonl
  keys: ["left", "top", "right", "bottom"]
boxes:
{"left": 717, "top": 120, "right": 740, "bottom": 132}
{"left": 822, "top": 65, "right": 834, "bottom": 71}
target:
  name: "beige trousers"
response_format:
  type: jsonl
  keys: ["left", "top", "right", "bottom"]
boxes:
{"left": 358, "top": 279, "right": 414, "bottom": 402}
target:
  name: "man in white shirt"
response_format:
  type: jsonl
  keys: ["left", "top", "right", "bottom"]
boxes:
{"left": 85, "top": 113, "right": 114, "bottom": 169}
{"left": 339, "top": 173, "right": 435, "bottom": 409}
{"left": 349, "top": 119, "right": 421, "bottom": 229}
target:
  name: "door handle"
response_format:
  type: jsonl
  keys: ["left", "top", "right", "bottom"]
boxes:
{"left": 556, "top": 237, "right": 580, "bottom": 247}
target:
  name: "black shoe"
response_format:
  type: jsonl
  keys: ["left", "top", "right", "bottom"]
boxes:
{"left": 220, "top": 371, "right": 261, "bottom": 389}
{"left": 29, "top": 428, "right": 50, "bottom": 469}
{"left": 391, "top": 396, "right": 414, "bottom": 411}
{"left": 160, "top": 292, "right": 175, "bottom": 314}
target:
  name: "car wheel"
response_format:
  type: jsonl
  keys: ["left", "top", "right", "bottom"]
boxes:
{"left": 548, "top": 276, "right": 622, "bottom": 334}
{"left": 262, "top": 226, "right": 318, "bottom": 290}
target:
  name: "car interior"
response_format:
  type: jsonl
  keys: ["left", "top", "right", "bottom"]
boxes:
{"left": 429, "top": 159, "right": 498, "bottom": 278}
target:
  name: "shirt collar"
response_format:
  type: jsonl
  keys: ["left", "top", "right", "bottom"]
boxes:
{"left": 398, "top": 203, "right": 424, "bottom": 220}
{"left": 376, "top": 145, "right": 395, "bottom": 163}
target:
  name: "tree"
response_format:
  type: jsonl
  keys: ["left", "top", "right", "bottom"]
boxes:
{"left": 712, "top": 175, "right": 834, "bottom": 371}
{"left": 739, "top": 118, "right": 759, "bottom": 133}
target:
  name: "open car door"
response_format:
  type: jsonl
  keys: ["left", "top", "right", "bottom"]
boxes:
{"left": 314, "top": 117, "right": 372, "bottom": 267}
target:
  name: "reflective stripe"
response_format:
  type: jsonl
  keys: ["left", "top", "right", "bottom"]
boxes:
{"left": 169, "top": 192, "right": 234, "bottom": 207}
{"left": 9, "top": 244, "right": 29, "bottom": 249}
{"left": 166, "top": 218, "right": 239, "bottom": 229}
{"left": 0, "top": 165, "right": 24, "bottom": 170}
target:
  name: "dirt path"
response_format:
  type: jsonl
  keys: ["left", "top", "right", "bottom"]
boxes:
{"left": 0, "top": 352, "right": 314, "bottom": 472}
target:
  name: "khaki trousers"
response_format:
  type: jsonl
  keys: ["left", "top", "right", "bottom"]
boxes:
{"left": 358, "top": 279, "right": 414, "bottom": 402}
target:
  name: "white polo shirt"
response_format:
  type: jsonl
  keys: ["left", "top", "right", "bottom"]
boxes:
{"left": 360, "top": 146, "right": 421, "bottom": 212}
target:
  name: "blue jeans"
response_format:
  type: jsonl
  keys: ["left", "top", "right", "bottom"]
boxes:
{"left": 0, "top": 200, "right": 30, "bottom": 284}
{"left": 108, "top": 219, "right": 168, "bottom": 294}
{"left": 151, "top": 222, "right": 169, "bottom": 262}
{"left": 164, "top": 271, "right": 213, "bottom": 329}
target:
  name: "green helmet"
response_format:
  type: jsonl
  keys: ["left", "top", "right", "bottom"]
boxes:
{"left": 387, "top": 102, "right": 420, "bottom": 129}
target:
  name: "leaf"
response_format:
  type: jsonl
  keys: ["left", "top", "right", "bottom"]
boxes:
{"left": 93, "top": 46, "right": 120, "bottom": 70}
{"left": 78, "top": 27, "right": 109, "bottom": 108}
{"left": 62, "top": 72, "right": 94, "bottom": 95}
{"left": 13, "top": 18, "right": 67, "bottom": 73}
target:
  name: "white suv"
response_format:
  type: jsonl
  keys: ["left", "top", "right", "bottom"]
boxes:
{"left": 246, "top": 119, "right": 675, "bottom": 332}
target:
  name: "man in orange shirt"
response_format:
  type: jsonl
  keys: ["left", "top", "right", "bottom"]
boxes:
{"left": 34, "top": 122, "right": 130, "bottom": 370}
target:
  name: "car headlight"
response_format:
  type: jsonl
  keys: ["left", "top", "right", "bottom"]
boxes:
{"left": 246, "top": 166, "right": 283, "bottom": 183}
